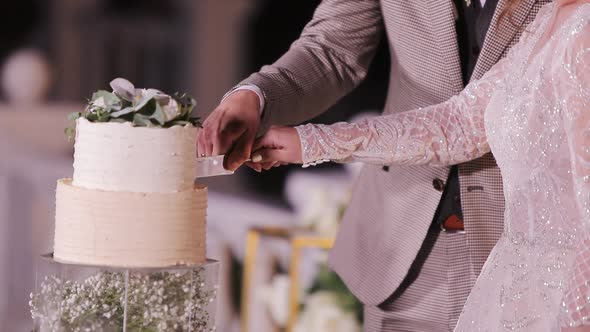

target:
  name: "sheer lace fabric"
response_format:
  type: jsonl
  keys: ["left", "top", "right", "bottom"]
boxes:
{"left": 296, "top": 3, "right": 590, "bottom": 330}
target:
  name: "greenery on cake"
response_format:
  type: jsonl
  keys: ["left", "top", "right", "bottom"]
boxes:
{"left": 30, "top": 268, "right": 216, "bottom": 332}
{"left": 65, "top": 78, "right": 200, "bottom": 140}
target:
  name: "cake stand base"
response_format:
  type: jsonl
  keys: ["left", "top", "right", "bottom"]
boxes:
{"left": 31, "top": 254, "right": 219, "bottom": 332}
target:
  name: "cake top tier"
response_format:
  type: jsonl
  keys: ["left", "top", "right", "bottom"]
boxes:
{"left": 73, "top": 118, "right": 198, "bottom": 193}
{"left": 70, "top": 78, "right": 200, "bottom": 193}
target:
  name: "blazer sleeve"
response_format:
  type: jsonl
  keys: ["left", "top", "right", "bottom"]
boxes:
{"left": 237, "top": 0, "right": 383, "bottom": 131}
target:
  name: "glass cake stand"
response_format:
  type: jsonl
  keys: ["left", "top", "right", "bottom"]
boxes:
{"left": 31, "top": 254, "right": 219, "bottom": 332}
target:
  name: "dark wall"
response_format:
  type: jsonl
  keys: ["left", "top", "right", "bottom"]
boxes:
{"left": 0, "top": 1, "right": 50, "bottom": 101}
{"left": 0, "top": 2, "right": 42, "bottom": 59}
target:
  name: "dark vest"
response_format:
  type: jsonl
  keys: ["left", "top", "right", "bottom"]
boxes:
{"left": 433, "top": 0, "right": 499, "bottom": 227}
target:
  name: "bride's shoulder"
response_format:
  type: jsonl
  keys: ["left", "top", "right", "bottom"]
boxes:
{"left": 564, "top": 4, "right": 590, "bottom": 56}
{"left": 562, "top": 4, "right": 589, "bottom": 90}
{"left": 570, "top": 3, "right": 590, "bottom": 26}
{"left": 550, "top": 3, "right": 590, "bottom": 58}
{"left": 567, "top": 3, "right": 590, "bottom": 31}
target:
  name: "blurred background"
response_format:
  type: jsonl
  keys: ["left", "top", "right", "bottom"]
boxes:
{"left": 0, "top": 0, "right": 388, "bottom": 331}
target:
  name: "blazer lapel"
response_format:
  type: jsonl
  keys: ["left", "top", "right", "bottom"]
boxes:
{"left": 471, "top": 0, "right": 537, "bottom": 80}
{"left": 427, "top": 0, "right": 464, "bottom": 95}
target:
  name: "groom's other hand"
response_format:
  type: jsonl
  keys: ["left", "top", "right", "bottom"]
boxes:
{"left": 197, "top": 89, "right": 261, "bottom": 171}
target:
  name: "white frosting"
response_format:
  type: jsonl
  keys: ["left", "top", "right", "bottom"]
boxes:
{"left": 54, "top": 179, "right": 207, "bottom": 267}
{"left": 72, "top": 118, "right": 198, "bottom": 193}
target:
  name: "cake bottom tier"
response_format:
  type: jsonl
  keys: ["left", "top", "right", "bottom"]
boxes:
{"left": 54, "top": 179, "right": 207, "bottom": 267}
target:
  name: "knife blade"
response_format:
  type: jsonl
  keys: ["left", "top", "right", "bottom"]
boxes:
{"left": 195, "top": 155, "right": 234, "bottom": 178}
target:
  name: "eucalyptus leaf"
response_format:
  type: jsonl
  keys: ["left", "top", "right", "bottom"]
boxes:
{"left": 183, "top": 109, "right": 194, "bottom": 121}
{"left": 106, "top": 96, "right": 122, "bottom": 109}
{"left": 66, "top": 78, "right": 201, "bottom": 135}
{"left": 175, "top": 93, "right": 192, "bottom": 108}
{"left": 146, "top": 88, "right": 164, "bottom": 96}
{"left": 138, "top": 100, "right": 158, "bottom": 118}
{"left": 91, "top": 91, "right": 120, "bottom": 107}
{"left": 96, "top": 110, "right": 111, "bottom": 122}
{"left": 64, "top": 127, "right": 75, "bottom": 142}
{"left": 86, "top": 112, "right": 98, "bottom": 122}
{"left": 110, "top": 107, "right": 135, "bottom": 118}
{"left": 134, "top": 89, "right": 158, "bottom": 110}
{"left": 177, "top": 95, "right": 196, "bottom": 120}
{"left": 167, "top": 120, "right": 192, "bottom": 127}
{"left": 161, "top": 98, "right": 179, "bottom": 120}
{"left": 92, "top": 96, "right": 106, "bottom": 109}
{"left": 67, "top": 112, "right": 81, "bottom": 121}
{"left": 190, "top": 117, "right": 202, "bottom": 127}
{"left": 154, "top": 93, "right": 171, "bottom": 106}
{"left": 150, "top": 103, "right": 167, "bottom": 125}
{"left": 110, "top": 78, "right": 135, "bottom": 102}
{"left": 90, "top": 90, "right": 110, "bottom": 102}
{"left": 168, "top": 118, "right": 201, "bottom": 127}
{"left": 188, "top": 97, "right": 197, "bottom": 110}
{"left": 132, "top": 113, "right": 153, "bottom": 127}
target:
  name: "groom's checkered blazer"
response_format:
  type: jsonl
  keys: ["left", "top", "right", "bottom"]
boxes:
{"left": 239, "top": 0, "right": 550, "bottom": 305}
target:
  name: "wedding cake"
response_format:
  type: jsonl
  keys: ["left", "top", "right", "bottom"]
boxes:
{"left": 30, "top": 79, "right": 217, "bottom": 332}
{"left": 53, "top": 78, "right": 207, "bottom": 267}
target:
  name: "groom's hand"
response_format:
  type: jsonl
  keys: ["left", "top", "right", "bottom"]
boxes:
{"left": 197, "top": 90, "right": 261, "bottom": 171}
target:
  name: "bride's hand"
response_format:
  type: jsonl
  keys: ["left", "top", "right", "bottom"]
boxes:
{"left": 247, "top": 126, "right": 303, "bottom": 172}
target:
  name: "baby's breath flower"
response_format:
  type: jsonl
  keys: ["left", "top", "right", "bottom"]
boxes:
{"left": 31, "top": 268, "right": 214, "bottom": 331}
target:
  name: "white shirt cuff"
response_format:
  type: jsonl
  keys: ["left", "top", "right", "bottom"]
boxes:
{"left": 222, "top": 85, "right": 265, "bottom": 116}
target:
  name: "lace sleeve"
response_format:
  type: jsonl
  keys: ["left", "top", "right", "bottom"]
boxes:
{"left": 293, "top": 4, "right": 553, "bottom": 168}
{"left": 559, "top": 23, "right": 590, "bottom": 328}
{"left": 295, "top": 56, "right": 509, "bottom": 167}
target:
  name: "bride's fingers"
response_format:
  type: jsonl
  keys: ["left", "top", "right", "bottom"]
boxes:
{"left": 251, "top": 147, "right": 293, "bottom": 164}
{"left": 261, "top": 161, "right": 275, "bottom": 171}
{"left": 251, "top": 136, "right": 266, "bottom": 153}
{"left": 244, "top": 161, "right": 262, "bottom": 173}
{"left": 250, "top": 153, "right": 263, "bottom": 163}
{"left": 252, "top": 127, "right": 280, "bottom": 152}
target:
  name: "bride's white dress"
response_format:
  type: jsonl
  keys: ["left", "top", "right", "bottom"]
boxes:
{"left": 296, "top": 3, "right": 590, "bottom": 330}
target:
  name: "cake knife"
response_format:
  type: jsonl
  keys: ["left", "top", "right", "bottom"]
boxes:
{"left": 195, "top": 155, "right": 233, "bottom": 178}
{"left": 196, "top": 154, "right": 263, "bottom": 178}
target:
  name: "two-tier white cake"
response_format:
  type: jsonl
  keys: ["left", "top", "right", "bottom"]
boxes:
{"left": 31, "top": 79, "right": 218, "bottom": 332}
{"left": 53, "top": 80, "right": 207, "bottom": 268}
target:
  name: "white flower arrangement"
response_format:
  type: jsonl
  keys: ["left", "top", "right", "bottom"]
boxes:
{"left": 258, "top": 262, "right": 362, "bottom": 330}
{"left": 30, "top": 269, "right": 216, "bottom": 332}
{"left": 257, "top": 274, "right": 290, "bottom": 326}
{"left": 294, "top": 291, "right": 361, "bottom": 332}
{"left": 65, "top": 78, "right": 200, "bottom": 140}
{"left": 299, "top": 188, "right": 351, "bottom": 238}
{"left": 255, "top": 172, "right": 360, "bottom": 330}
{"left": 294, "top": 264, "right": 363, "bottom": 332}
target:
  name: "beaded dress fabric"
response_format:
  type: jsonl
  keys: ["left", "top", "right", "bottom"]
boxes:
{"left": 296, "top": 3, "right": 590, "bottom": 330}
